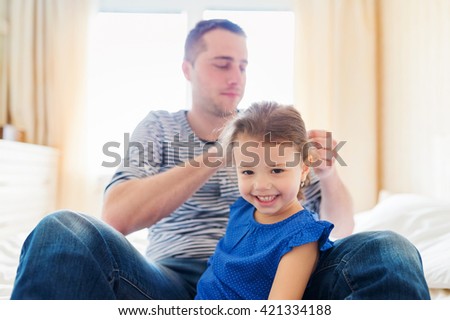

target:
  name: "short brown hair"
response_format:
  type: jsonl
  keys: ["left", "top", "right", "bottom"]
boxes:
{"left": 184, "top": 19, "right": 246, "bottom": 63}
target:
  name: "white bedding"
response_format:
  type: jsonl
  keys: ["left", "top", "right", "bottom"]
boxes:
{"left": 1, "top": 192, "right": 449, "bottom": 299}
{"left": 0, "top": 231, "right": 28, "bottom": 299}
{"left": 353, "top": 193, "right": 450, "bottom": 292}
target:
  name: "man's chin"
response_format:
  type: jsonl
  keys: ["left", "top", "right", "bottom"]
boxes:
{"left": 214, "top": 106, "right": 238, "bottom": 118}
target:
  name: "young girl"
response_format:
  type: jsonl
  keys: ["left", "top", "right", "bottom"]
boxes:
{"left": 195, "top": 101, "right": 334, "bottom": 300}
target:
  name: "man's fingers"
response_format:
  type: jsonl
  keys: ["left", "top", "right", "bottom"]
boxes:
{"left": 308, "top": 129, "right": 327, "bottom": 139}
{"left": 307, "top": 131, "right": 346, "bottom": 167}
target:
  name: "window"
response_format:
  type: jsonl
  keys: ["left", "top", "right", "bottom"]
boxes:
{"left": 86, "top": 12, "right": 187, "bottom": 178}
{"left": 86, "top": 0, "right": 296, "bottom": 193}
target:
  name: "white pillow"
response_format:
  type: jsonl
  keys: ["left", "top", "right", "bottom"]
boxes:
{"left": 354, "top": 193, "right": 450, "bottom": 289}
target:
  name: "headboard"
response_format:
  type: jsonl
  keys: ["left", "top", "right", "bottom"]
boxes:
{"left": 0, "top": 140, "right": 59, "bottom": 237}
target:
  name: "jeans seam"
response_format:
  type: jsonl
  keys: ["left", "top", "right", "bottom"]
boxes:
{"left": 313, "top": 260, "right": 356, "bottom": 298}
{"left": 119, "top": 272, "right": 154, "bottom": 299}
{"left": 339, "top": 240, "right": 374, "bottom": 294}
{"left": 84, "top": 213, "right": 120, "bottom": 270}
{"left": 108, "top": 268, "right": 154, "bottom": 299}
{"left": 341, "top": 259, "right": 357, "bottom": 293}
{"left": 312, "top": 262, "right": 340, "bottom": 276}
{"left": 312, "top": 239, "right": 369, "bottom": 295}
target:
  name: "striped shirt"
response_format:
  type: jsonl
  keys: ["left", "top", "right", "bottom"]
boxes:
{"left": 105, "top": 110, "right": 322, "bottom": 261}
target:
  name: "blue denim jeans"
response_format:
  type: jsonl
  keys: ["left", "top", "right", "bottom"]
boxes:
{"left": 11, "top": 211, "right": 430, "bottom": 299}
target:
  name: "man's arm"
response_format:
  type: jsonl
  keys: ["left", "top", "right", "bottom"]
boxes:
{"left": 308, "top": 130, "right": 354, "bottom": 238}
{"left": 102, "top": 150, "right": 222, "bottom": 235}
{"left": 317, "top": 167, "right": 354, "bottom": 237}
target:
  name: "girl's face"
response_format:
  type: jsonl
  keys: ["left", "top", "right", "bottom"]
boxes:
{"left": 233, "top": 134, "right": 309, "bottom": 224}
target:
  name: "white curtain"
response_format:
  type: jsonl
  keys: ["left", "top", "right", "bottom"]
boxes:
{"left": 0, "top": 0, "right": 8, "bottom": 125}
{"left": 379, "top": 0, "right": 450, "bottom": 200}
{"left": 294, "top": 0, "right": 378, "bottom": 211}
{"left": 1, "top": 0, "right": 98, "bottom": 212}
{"left": 294, "top": 0, "right": 450, "bottom": 211}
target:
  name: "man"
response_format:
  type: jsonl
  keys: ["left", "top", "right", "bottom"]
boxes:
{"left": 11, "top": 19, "right": 430, "bottom": 299}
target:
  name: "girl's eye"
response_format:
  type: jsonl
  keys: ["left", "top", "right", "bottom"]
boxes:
{"left": 242, "top": 170, "right": 254, "bottom": 175}
{"left": 271, "top": 168, "right": 284, "bottom": 174}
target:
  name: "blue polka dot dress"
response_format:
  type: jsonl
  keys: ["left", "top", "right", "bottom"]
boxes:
{"left": 195, "top": 197, "right": 334, "bottom": 300}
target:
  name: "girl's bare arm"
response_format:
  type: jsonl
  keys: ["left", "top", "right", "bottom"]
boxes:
{"left": 268, "top": 242, "right": 319, "bottom": 300}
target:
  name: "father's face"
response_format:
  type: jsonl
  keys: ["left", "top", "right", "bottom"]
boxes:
{"left": 185, "top": 29, "right": 248, "bottom": 117}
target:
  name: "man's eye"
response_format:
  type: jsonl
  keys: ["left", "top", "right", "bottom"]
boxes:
{"left": 214, "top": 64, "right": 229, "bottom": 69}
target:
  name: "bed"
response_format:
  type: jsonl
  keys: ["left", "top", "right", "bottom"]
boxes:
{"left": 0, "top": 140, "right": 59, "bottom": 299}
{"left": 352, "top": 192, "right": 450, "bottom": 299}
{"left": 1, "top": 192, "right": 449, "bottom": 299}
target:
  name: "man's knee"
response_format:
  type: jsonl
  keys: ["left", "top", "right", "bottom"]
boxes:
{"left": 39, "top": 210, "right": 81, "bottom": 225}
{"left": 367, "top": 230, "right": 420, "bottom": 253}
{"left": 34, "top": 210, "right": 87, "bottom": 235}
{"left": 354, "top": 231, "right": 423, "bottom": 268}
{"left": 27, "top": 210, "right": 107, "bottom": 249}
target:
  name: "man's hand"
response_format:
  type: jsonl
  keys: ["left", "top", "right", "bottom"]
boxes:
{"left": 307, "top": 129, "right": 339, "bottom": 179}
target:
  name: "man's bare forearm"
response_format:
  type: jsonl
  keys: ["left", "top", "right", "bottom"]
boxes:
{"left": 319, "top": 168, "right": 354, "bottom": 238}
{"left": 102, "top": 152, "right": 222, "bottom": 235}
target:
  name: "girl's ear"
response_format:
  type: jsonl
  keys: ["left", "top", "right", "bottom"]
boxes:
{"left": 301, "top": 162, "right": 309, "bottom": 182}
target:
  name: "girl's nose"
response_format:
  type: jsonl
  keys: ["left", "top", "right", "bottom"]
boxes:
{"left": 254, "top": 179, "right": 272, "bottom": 190}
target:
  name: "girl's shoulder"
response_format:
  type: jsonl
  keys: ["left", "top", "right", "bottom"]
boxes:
{"left": 287, "top": 210, "right": 334, "bottom": 252}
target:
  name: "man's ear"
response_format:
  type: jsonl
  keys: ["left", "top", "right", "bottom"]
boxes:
{"left": 182, "top": 60, "right": 192, "bottom": 81}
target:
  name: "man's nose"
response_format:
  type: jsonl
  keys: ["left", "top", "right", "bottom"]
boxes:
{"left": 227, "top": 65, "right": 244, "bottom": 86}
